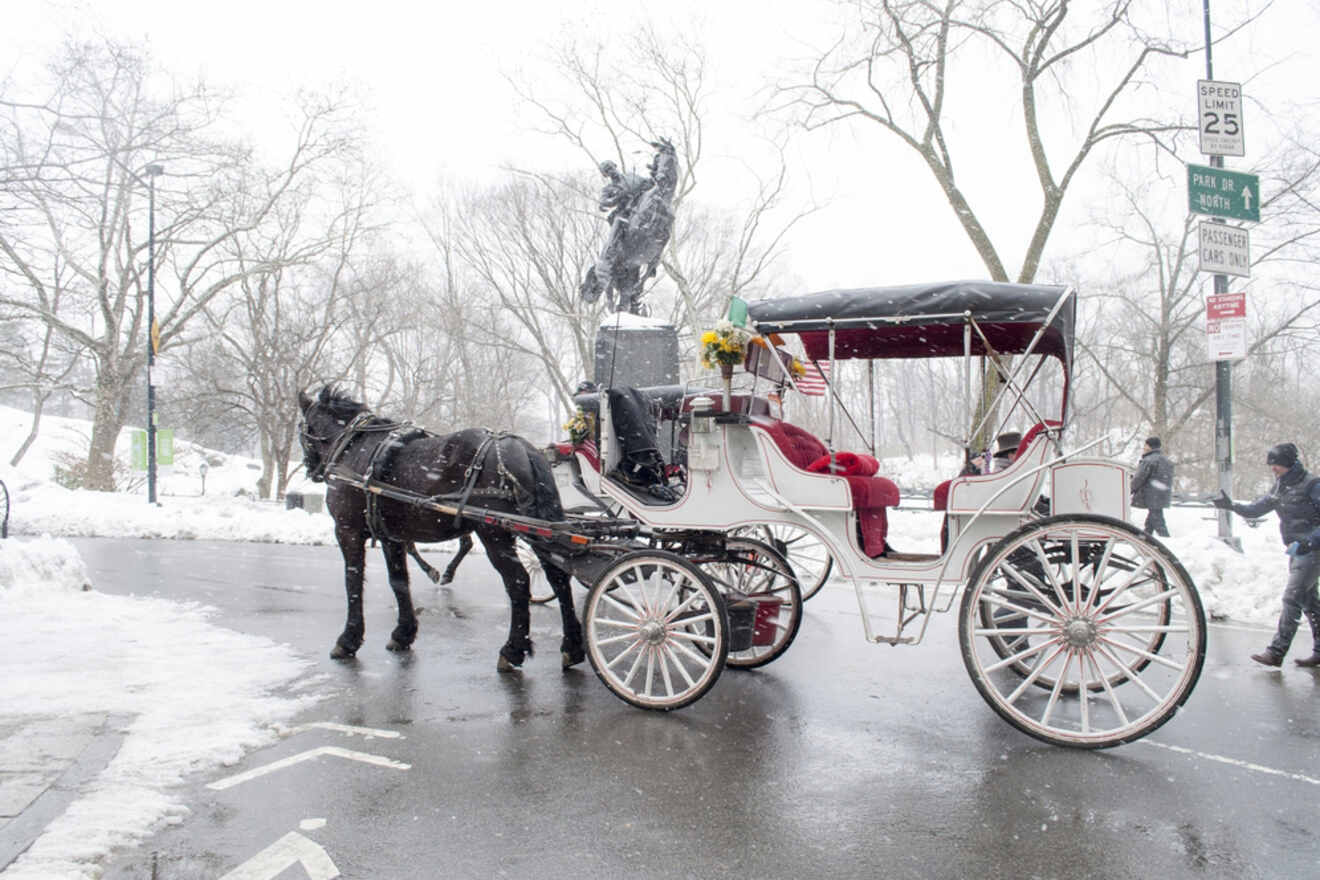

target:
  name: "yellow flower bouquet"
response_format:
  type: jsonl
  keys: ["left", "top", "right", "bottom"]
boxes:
{"left": 563, "top": 409, "right": 594, "bottom": 445}
{"left": 699, "top": 320, "right": 752, "bottom": 372}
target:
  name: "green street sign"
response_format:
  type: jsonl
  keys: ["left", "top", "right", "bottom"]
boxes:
{"left": 1187, "top": 164, "right": 1260, "bottom": 222}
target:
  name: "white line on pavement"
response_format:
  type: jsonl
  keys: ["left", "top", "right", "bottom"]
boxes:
{"left": 207, "top": 746, "right": 411, "bottom": 791}
{"left": 1140, "top": 739, "right": 1320, "bottom": 786}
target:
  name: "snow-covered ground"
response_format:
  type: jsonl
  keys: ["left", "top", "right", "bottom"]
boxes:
{"left": 0, "top": 403, "right": 1295, "bottom": 876}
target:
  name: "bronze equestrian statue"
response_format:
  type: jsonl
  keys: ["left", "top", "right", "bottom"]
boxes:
{"left": 580, "top": 138, "right": 677, "bottom": 315}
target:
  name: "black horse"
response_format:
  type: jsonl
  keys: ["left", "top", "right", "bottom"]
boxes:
{"left": 297, "top": 386, "right": 584, "bottom": 671}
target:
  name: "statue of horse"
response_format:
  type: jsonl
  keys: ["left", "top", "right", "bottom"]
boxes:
{"left": 580, "top": 138, "right": 678, "bottom": 314}
{"left": 297, "top": 386, "right": 585, "bottom": 671}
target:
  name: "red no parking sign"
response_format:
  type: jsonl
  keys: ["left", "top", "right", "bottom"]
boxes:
{"left": 1206, "top": 292, "right": 1247, "bottom": 361}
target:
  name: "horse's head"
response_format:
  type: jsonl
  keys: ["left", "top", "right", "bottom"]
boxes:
{"left": 648, "top": 137, "right": 678, "bottom": 198}
{"left": 298, "top": 385, "right": 366, "bottom": 482}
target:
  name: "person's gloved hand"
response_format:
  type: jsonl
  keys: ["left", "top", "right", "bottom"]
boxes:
{"left": 1210, "top": 490, "right": 1234, "bottom": 510}
{"left": 1287, "top": 539, "right": 1313, "bottom": 557}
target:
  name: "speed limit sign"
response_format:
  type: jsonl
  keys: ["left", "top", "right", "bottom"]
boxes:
{"left": 1197, "top": 80, "right": 1245, "bottom": 157}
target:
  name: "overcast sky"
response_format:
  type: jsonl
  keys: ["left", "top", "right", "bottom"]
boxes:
{"left": 8, "top": 0, "right": 1320, "bottom": 292}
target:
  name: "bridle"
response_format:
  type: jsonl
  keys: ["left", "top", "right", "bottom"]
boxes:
{"left": 300, "top": 410, "right": 386, "bottom": 483}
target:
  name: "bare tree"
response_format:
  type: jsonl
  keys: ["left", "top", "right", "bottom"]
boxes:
{"left": 1076, "top": 131, "right": 1320, "bottom": 491}
{"left": 0, "top": 40, "right": 363, "bottom": 489}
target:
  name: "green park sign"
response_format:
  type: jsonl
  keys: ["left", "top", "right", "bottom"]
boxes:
{"left": 1187, "top": 164, "right": 1260, "bottom": 223}
{"left": 131, "top": 428, "right": 174, "bottom": 470}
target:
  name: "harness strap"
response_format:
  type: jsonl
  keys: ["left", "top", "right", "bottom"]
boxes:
{"left": 363, "top": 426, "right": 428, "bottom": 542}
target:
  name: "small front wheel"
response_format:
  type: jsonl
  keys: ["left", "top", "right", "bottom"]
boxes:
{"left": 584, "top": 551, "right": 729, "bottom": 711}
{"left": 697, "top": 537, "right": 803, "bottom": 669}
{"left": 959, "top": 515, "right": 1205, "bottom": 749}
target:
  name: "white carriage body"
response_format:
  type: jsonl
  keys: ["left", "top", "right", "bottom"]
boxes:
{"left": 566, "top": 281, "right": 1205, "bottom": 746}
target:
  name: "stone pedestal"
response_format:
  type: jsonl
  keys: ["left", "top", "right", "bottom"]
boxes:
{"left": 593, "top": 313, "right": 680, "bottom": 389}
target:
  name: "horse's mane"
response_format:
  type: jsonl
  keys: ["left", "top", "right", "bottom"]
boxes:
{"left": 317, "top": 385, "right": 369, "bottom": 421}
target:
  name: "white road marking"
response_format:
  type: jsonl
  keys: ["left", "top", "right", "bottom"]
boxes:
{"left": 286, "top": 721, "right": 403, "bottom": 739}
{"left": 1141, "top": 740, "right": 1320, "bottom": 786}
{"left": 207, "top": 747, "right": 410, "bottom": 791}
{"left": 218, "top": 831, "right": 339, "bottom": 880}
{"left": 300, "top": 817, "right": 328, "bottom": 831}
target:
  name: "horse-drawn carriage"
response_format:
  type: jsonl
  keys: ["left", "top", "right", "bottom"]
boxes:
{"left": 299, "top": 280, "right": 1205, "bottom": 749}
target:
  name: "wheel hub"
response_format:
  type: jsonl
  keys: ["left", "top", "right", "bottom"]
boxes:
{"left": 1062, "top": 617, "right": 1098, "bottom": 648}
{"left": 639, "top": 619, "right": 668, "bottom": 645}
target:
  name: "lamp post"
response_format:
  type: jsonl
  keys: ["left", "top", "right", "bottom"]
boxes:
{"left": 145, "top": 163, "right": 164, "bottom": 505}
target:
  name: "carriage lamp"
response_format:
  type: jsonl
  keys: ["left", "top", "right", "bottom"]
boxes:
{"left": 689, "top": 396, "right": 715, "bottom": 434}
{"left": 686, "top": 397, "right": 721, "bottom": 472}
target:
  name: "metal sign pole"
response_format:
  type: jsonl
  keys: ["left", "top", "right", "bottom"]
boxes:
{"left": 1203, "top": 3, "right": 1240, "bottom": 549}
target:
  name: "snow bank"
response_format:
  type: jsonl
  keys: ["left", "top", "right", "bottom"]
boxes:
{"left": 0, "top": 535, "right": 93, "bottom": 594}
{"left": 0, "top": 538, "right": 323, "bottom": 879}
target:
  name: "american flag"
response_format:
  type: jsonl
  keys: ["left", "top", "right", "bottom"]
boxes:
{"left": 795, "top": 360, "right": 831, "bottom": 396}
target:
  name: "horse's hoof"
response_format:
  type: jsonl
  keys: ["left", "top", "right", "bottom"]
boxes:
{"left": 497, "top": 655, "right": 519, "bottom": 673}
{"left": 330, "top": 644, "right": 356, "bottom": 660}
{"left": 386, "top": 639, "right": 412, "bottom": 653}
{"left": 562, "top": 650, "right": 585, "bottom": 669}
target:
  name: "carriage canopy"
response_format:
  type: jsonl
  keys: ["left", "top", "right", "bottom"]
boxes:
{"left": 745, "top": 281, "right": 1076, "bottom": 370}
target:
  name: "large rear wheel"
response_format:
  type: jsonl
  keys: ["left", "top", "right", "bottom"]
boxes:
{"left": 584, "top": 551, "right": 729, "bottom": 711}
{"left": 959, "top": 515, "right": 1205, "bottom": 749}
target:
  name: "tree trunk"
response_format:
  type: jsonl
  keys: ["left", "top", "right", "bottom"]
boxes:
{"left": 85, "top": 375, "right": 134, "bottom": 491}
{"left": 9, "top": 394, "right": 46, "bottom": 467}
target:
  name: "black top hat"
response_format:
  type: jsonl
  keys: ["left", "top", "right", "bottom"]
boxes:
{"left": 994, "top": 431, "right": 1022, "bottom": 457}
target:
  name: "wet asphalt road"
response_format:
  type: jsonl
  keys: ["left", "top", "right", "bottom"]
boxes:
{"left": 73, "top": 537, "right": 1320, "bottom": 880}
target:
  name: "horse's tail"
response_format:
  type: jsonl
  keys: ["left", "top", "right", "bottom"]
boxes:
{"left": 524, "top": 439, "right": 564, "bottom": 523}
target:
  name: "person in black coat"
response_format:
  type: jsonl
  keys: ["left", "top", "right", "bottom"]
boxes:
{"left": 1213, "top": 442, "right": 1320, "bottom": 668}
{"left": 1130, "top": 436, "right": 1174, "bottom": 537}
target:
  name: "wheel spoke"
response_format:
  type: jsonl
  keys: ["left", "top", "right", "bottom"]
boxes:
{"left": 1000, "top": 560, "right": 1067, "bottom": 619}
{"left": 604, "top": 638, "right": 643, "bottom": 671}
{"left": 1100, "top": 636, "right": 1187, "bottom": 672}
{"left": 983, "top": 636, "right": 1060, "bottom": 674}
{"left": 1096, "top": 588, "right": 1177, "bottom": 624}
{"left": 660, "top": 642, "right": 697, "bottom": 689}
{"left": 1093, "top": 557, "right": 1158, "bottom": 615}
{"left": 602, "top": 588, "right": 643, "bottom": 621}
{"left": 1005, "top": 643, "right": 1067, "bottom": 705}
{"left": 594, "top": 631, "right": 641, "bottom": 648}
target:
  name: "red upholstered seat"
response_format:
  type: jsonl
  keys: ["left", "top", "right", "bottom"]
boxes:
{"left": 749, "top": 418, "right": 828, "bottom": 470}
{"left": 933, "top": 479, "right": 952, "bottom": 512}
{"left": 748, "top": 417, "right": 898, "bottom": 557}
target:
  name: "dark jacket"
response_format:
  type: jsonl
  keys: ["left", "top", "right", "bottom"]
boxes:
{"left": 1131, "top": 449, "right": 1174, "bottom": 509}
{"left": 1232, "top": 463, "right": 1320, "bottom": 546}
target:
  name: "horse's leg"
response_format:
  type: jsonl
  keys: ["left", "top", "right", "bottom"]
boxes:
{"left": 331, "top": 523, "right": 367, "bottom": 660}
{"left": 541, "top": 553, "right": 584, "bottom": 669}
{"left": 478, "top": 527, "right": 533, "bottom": 672}
{"left": 440, "top": 533, "right": 473, "bottom": 585}
{"left": 382, "top": 540, "right": 418, "bottom": 652}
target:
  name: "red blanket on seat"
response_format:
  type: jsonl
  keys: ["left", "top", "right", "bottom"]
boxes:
{"left": 805, "top": 451, "right": 880, "bottom": 476}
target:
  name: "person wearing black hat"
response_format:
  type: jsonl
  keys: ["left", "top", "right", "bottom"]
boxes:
{"left": 990, "top": 431, "right": 1021, "bottom": 472}
{"left": 1212, "top": 442, "right": 1320, "bottom": 668}
{"left": 1130, "top": 436, "right": 1174, "bottom": 537}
